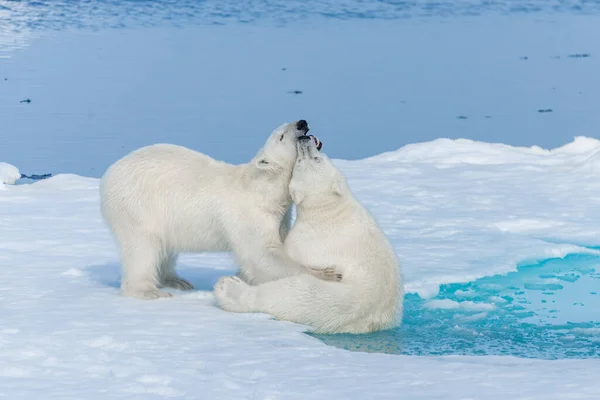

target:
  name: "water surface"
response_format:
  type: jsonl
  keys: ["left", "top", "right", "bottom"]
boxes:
{"left": 313, "top": 253, "right": 600, "bottom": 359}
{"left": 1, "top": 1, "right": 600, "bottom": 176}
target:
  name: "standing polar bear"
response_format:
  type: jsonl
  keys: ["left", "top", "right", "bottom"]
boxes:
{"left": 214, "top": 136, "right": 404, "bottom": 334}
{"left": 100, "top": 120, "right": 338, "bottom": 300}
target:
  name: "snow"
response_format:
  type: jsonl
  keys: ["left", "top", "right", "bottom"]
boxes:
{"left": 372, "top": 136, "right": 600, "bottom": 166}
{"left": 424, "top": 299, "right": 496, "bottom": 311}
{"left": 2, "top": 136, "right": 600, "bottom": 399}
{"left": 0, "top": 162, "right": 20, "bottom": 185}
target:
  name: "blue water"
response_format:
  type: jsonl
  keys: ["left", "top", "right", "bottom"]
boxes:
{"left": 2, "top": 1, "right": 600, "bottom": 177}
{"left": 3, "top": 0, "right": 600, "bottom": 31}
{"left": 312, "top": 253, "right": 600, "bottom": 359}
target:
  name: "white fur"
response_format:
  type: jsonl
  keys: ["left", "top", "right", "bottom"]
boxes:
{"left": 214, "top": 138, "right": 404, "bottom": 334}
{"left": 100, "top": 121, "right": 335, "bottom": 300}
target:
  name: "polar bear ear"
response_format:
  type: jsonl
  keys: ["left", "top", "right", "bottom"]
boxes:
{"left": 255, "top": 157, "right": 273, "bottom": 170}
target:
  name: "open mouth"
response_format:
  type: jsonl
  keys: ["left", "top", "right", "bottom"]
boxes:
{"left": 298, "top": 135, "right": 323, "bottom": 151}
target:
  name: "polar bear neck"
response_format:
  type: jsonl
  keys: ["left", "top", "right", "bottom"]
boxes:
{"left": 295, "top": 195, "right": 357, "bottom": 222}
{"left": 239, "top": 161, "right": 294, "bottom": 211}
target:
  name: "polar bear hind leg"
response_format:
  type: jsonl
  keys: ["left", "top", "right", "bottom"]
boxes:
{"left": 158, "top": 252, "right": 193, "bottom": 291}
{"left": 214, "top": 274, "right": 357, "bottom": 334}
{"left": 119, "top": 234, "right": 173, "bottom": 300}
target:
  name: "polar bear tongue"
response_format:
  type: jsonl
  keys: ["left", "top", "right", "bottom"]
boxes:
{"left": 308, "top": 135, "right": 323, "bottom": 151}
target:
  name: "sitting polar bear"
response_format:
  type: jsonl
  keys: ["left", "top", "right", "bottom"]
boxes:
{"left": 100, "top": 120, "right": 338, "bottom": 300}
{"left": 214, "top": 136, "right": 404, "bottom": 334}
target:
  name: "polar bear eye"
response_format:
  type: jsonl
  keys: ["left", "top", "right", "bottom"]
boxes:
{"left": 279, "top": 134, "right": 284, "bottom": 141}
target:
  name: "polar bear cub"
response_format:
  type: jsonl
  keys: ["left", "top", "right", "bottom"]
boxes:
{"left": 100, "top": 121, "right": 338, "bottom": 300}
{"left": 214, "top": 136, "right": 404, "bottom": 334}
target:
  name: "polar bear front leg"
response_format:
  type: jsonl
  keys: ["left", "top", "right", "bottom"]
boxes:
{"left": 233, "top": 238, "right": 341, "bottom": 285}
{"left": 213, "top": 276, "right": 254, "bottom": 313}
{"left": 307, "top": 266, "right": 343, "bottom": 282}
{"left": 158, "top": 252, "right": 194, "bottom": 291}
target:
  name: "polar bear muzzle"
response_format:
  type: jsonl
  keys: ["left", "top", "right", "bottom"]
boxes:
{"left": 296, "top": 119, "right": 309, "bottom": 133}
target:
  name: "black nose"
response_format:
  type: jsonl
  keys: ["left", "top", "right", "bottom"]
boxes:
{"left": 296, "top": 120, "right": 308, "bottom": 132}
{"left": 298, "top": 135, "right": 311, "bottom": 141}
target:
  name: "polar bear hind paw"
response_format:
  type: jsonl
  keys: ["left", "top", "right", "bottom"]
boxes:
{"left": 214, "top": 276, "right": 251, "bottom": 312}
{"left": 123, "top": 287, "right": 173, "bottom": 300}
{"left": 309, "top": 266, "right": 342, "bottom": 282}
{"left": 162, "top": 277, "right": 194, "bottom": 291}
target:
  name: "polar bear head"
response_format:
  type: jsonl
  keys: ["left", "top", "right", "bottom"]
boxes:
{"left": 289, "top": 135, "right": 348, "bottom": 207}
{"left": 253, "top": 120, "right": 311, "bottom": 174}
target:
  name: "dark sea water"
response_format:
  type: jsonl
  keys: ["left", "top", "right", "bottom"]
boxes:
{"left": 2, "top": 1, "right": 600, "bottom": 177}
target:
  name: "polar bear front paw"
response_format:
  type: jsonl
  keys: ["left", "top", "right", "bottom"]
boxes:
{"left": 308, "top": 266, "right": 342, "bottom": 282}
{"left": 214, "top": 276, "right": 252, "bottom": 313}
{"left": 162, "top": 277, "right": 194, "bottom": 291}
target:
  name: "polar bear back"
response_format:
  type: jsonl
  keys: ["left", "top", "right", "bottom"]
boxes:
{"left": 100, "top": 143, "right": 244, "bottom": 252}
{"left": 285, "top": 196, "right": 400, "bottom": 302}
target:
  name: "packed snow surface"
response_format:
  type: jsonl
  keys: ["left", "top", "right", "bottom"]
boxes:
{"left": 1, "top": 137, "right": 600, "bottom": 399}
